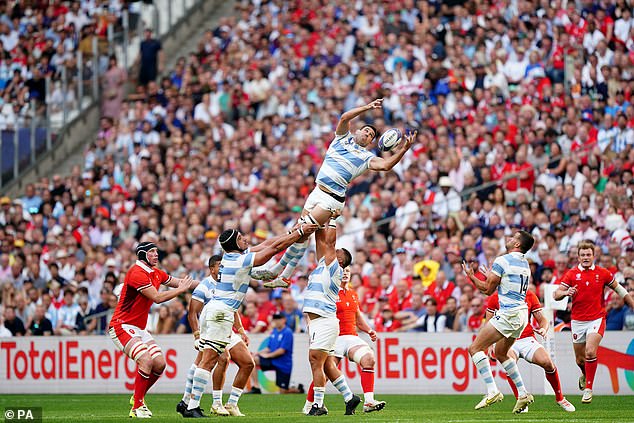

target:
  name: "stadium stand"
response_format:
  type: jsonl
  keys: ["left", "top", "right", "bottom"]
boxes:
{"left": 1, "top": 0, "right": 634, "bottom": 337}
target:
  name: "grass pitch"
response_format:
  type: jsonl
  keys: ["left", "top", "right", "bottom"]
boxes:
{"left": 0, "top": 394, "right": 632, "bottom": 422}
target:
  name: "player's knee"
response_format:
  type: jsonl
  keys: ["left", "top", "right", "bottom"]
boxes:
{"left": 576, "top": 357, "right": 585, "bottom": 367}
{"left": 467, "top": 344, "right": 480, "bottom": 356}
{"left": 359, "top": 352, "right": 375, "bottom": 369}
{"left": 136, "top": 353, "right": 152, "bottom": 372}
{"left": 542, "top": 361, "right": 555, "bottom": 373}
{"left": 152, "top": 356, "right": 166, "bottom": 374}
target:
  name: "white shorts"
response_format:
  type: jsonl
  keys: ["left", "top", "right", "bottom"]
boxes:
{"left": 227, "top": 332, "right": 244, "bottom": 351}
{"left": 490, "top": 307, "right": 528, "bottom": 339}
{"left": 334, "top": 335, "right": 369, "bottom": 359}
{"left": 199, "top": 302, "right": 234, "bottom": 354}
{"left": 308, "top": 315, "right": 339, "bottom": 355}
{"left": 511, "top": 337, "right": 544, "bottom": 363}
{"left": 304, "top": 186, "right": 345, "bottom": 214}
{"left": 571, "top": 317, "right": 606, "bottom": 344}
{"left": 109, "top": 323, "right": 154, "bottom": 351}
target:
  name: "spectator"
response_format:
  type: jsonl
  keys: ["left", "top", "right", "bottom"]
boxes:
{"left": 0, "top": 310, "right": 12, "bottom": 337}
{"left": 606, "top": 293, "right": 627, "bottom": 330}
{"left": 28, "top": 304, "right": 53, "bottom": 336}
{"left": 138, "top": 28, "right": 162, "bottom": 86}
{"left": 249, "top": 313, "right": 302, "bottom": 394}
{"left": 442, "top": 297, "right": 459, "bottom": 330}
{"left": 101, "top": 54, "right": 127, "bottom": 119}
{"left": 466, "top": 297, "right": 485, "bottom": 333}
{"left": 374, "top": 306, "right": 402, "bottom": 333}
{"left": 154, "top": 304, "right": 175, "bottom": 334}
{"left": 3, "top": 306, "right": 25, "bottom": 336}
{"left": 279, "top": 292, "right": 303, "bottom": 333}
{"left": 55, "top": 288, "right": 80, "bottom": 335}
{"left": 399, "top": 298, "right": 447, "bottom": 333}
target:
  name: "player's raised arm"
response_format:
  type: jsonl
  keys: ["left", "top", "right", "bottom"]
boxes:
{"left": 140, "top": 276, "right": 193, "bottom": 303}
{"left": 166, "top": 274, "right": 199, "bottom": 290}
{"left": 368, "top": 130, "right": 417, "bottom": 172}
{"left": 462, "top": 261, "right": 500, "bottom": 295}
{"left": 335, "top": 98, "right": 383, "bottom": 135}
{"left": 253, "top": 223, "right": 319, "bottom": 266}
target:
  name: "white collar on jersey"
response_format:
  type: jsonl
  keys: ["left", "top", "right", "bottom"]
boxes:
{"left": 136, "top": 260, "right": 154, "bottom": 273}
{"left": 577, "top": 263, "right": 596, "bottom": 271}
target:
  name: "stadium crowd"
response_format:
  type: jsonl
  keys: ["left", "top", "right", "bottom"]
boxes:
{"left": 1, "top": 0, "right": 634, "bottom": 339}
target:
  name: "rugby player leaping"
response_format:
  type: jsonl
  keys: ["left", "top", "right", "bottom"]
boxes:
{"left": 253, "top": 99, "right": 417, "bottom": 287}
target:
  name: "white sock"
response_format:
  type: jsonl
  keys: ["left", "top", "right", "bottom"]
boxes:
{"left": 472, "top": 351, "right": 498, "bottom": 395}
{"left": 187, "top": 367, "right": 210, "bottom": 410}
{"left": 501, "top": 358, "right": 528, "bottom": 396}
{"left": 314, "top": 386, "right": 326, "bottom": 407}
{"left": 212, "top": 389, "right": 222, "bottom": 405}
{"left": 332, "top": 375, "right": 354, "bottom": 402}
{"left": 364, "top": 392, "right": 374, "bottom": 403}
{"left": 227, "top": 386, "right": 243, "bottom": 406}
{"left": 182, "top": 364, "right": 196, "bottom": 404}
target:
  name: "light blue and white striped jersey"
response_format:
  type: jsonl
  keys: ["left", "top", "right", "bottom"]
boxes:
{"left": 302, "top": 257, "right": 343, "bottom": 317}
{"left": 490, "top": 252, "right": 531, "bottom": 311}
{"left": 191, "top": 275, "right": 217, "bottom": 305}
{"left": 315, "top": 132, "right": 375, "bottom": 197}
{"left": 212, "top": 250, "right": 255, "bottom": 312}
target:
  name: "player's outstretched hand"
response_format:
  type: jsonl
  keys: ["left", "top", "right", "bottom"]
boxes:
{"left": 461, "top": 261, "right": 474, "bottom": 277}
{"left": 567, "top": 286, "right": 577, "bottom": 297}
{"left": 301, "top": 223, "right": 320, "bottom": 236}
{"left": 366, "top": 98, "right": 383, "bottom": 109}
{"left": 179, "top": 275, "right": 195, "bottom": 291}
{"left": 368, "top": 329, "right": 377, "bottom": 342}
{"left": 402, "top": 130, "right": 417, "bottom": 150}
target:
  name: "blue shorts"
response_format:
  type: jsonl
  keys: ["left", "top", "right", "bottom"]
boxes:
{"left": 259, "top": 357, "right": 291, "bottom": 390}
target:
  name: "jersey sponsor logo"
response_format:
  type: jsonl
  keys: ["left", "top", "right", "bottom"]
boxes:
{"left": 576, "top": 273, "right": 581, "bottom": 280}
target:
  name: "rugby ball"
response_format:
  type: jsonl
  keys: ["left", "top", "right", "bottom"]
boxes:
{"left": 378, "top": 128, "right": 402, "bottom": 151}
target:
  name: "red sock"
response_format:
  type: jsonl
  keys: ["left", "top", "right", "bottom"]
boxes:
{"left": 545, "top": 369, "right": 564, "bottom": 401}
{"left": 360, "top": 369, "right": 375, "bottom": 394}
{"left": 133, "top": 370, "right": 151, "bottom": 409}
{"left": 146, "top": 371, "right": 162, "bottom": 393}
{"left": 307, "top": 381, "right": 315, "bottom": 402}
{"left": 585, "top": 357, "right": 598, "bottom": 390}
{"left": 505, "top": 373, "right": 519, "bottom": 399}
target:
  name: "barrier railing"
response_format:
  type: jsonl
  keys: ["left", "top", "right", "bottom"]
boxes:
{"left": 0, "top": 0, "right": 205, "bottom": 190}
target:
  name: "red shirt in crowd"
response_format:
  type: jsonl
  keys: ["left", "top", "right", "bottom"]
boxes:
{"left": 560, "top": 264, "right": 614, "bottom": 321}
{"left": 424, "top": 279, "right": 455, "bottom": 311}
{"left": 110, "top": 260, "right": 171, "bottom": 328}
